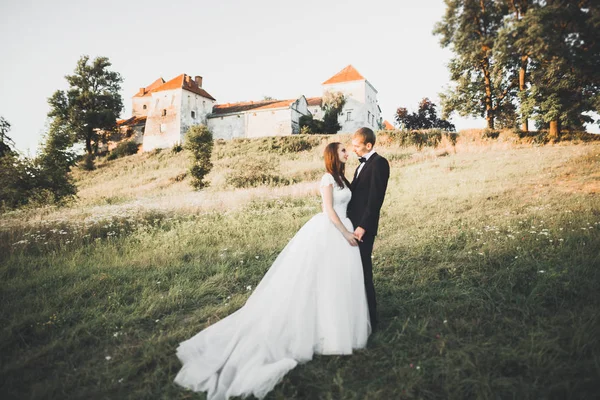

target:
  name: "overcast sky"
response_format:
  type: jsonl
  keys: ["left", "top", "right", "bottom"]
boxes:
{"left": 1, "top": 0, "right": 596, "bottom": 154}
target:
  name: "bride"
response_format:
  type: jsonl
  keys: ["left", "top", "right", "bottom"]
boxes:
{"left": 174, "top": 142, "right": 371, "bottom": 400}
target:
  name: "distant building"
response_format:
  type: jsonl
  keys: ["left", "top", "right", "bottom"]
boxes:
{"left": 208, "top": 97, "right": 310, "bottom": 140}
{"left": 117, "top": 65, "right": 381, "bottom": 151}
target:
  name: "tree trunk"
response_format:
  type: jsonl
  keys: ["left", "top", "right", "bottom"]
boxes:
{"left": 85, "top": 137, "right": 92, "bottom": 154}
{"left": 482, "top": 57, "right": 495, "bottom": 129}
{"left": 519, "top": 55, "right": 529, "bottom": 132}
{"left": 549, "top": 120, "right": 560, "bottom": 140}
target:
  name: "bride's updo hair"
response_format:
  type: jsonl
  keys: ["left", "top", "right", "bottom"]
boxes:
{"left": 324, "top": 142, "right": 351, "bottom": 189}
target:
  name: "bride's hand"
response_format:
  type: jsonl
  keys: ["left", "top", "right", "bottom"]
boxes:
{"left": 344, "top": 231, "right": 359, "bottom": 246}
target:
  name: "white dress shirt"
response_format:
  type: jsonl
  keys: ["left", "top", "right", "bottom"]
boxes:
{"left": 356, "top": 149, "right": 376, "bottom": 177}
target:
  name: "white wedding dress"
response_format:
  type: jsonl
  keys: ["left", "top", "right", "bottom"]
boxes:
{"left": 174, "top": 173, "right": 371, "bottom": 400}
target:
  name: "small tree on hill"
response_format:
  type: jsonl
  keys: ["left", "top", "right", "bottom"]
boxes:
{"left": 184, "top": 125, "right": 213, "bottom": 189}
{"left": 48, "top": 55, "right": 123, "bottom": 155}
{"left": 395, "top": 98, "right": 456, "bottom": 131}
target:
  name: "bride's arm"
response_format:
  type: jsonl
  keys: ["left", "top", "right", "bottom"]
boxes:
{"left": 321, "top": 184, "right": 358, "bottom": 246}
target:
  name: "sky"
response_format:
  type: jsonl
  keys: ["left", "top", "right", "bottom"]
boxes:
{"left": 1, "top": 0, "right": 596, "bottom": 154}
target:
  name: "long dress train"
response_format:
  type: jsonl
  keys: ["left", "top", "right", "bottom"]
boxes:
{"left": 174, "top": 173, "right": 370, "bottom": 399}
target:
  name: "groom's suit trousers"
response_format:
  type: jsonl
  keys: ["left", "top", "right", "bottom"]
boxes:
{"left": 358, "top": 234, "right": 377, "bottom": 328}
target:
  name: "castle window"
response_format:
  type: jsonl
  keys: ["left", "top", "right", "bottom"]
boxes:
{"left": 160, "top": 123, "right": 166, "bottom": 132}
{"left": 162, "top": 109, "right": 167, "bottom": 117}
{"left": 346, "top": 110, "right": 353, "bottom": 121}
{"left": 143, "top": 105, "right": 147, "bottom": 110}
{"left": 191, "top": 110, "right": 196, "bottom": 119}
{"left": 368, "top": 111, "right": 371, "bottom": 122}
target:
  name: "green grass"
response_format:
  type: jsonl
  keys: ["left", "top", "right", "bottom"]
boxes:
{"left": 1, "top": 134, "right": 599, "bottom": 399}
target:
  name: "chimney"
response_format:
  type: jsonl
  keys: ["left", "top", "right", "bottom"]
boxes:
{"left": 194, "top": 76, "right": 203, "bottom": 87}
{"left": 138, "top": 87, "right": 145, "bottom": 95}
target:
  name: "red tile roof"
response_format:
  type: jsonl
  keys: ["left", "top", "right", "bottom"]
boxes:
{"left": 307, "top": 97, "right": 322, "bottom": 106}
{"left": 211, "top": 99, "right": 298, "bottom": 115}
{"left": 133, "top": 74, "right": 216, "bottom": 100}
{"left": 383, "top": 120, "right": 394, "bottom": 130}
{"left": 117, "top": 116, "right": 147, "bottom": 126}
{"left": 322, "top": 65, "right": 365, "bottom": 85}
{"left": 133, "top": 78, "right": 165, "bottom": 98}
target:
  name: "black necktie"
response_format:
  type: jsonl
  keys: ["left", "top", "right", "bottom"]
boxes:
{"left": 359, "top": 157, "right": 367, "bottom": 163}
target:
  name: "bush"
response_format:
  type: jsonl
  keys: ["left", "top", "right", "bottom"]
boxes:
{"left": 107, "top": 140, "right": 139, "bottom": 160}
{"left": 257, "top": 136, "right": 322, "bottom": 154}
{"left": 226, "top": 157, "right": 291, "bottom": 188}
{"left": 482, "top": 129, "right": 500, "bottom": 139}
{"left": 387, "top": 129, "right": 452, "bottom": 150}
{"left": 171, "top": 143, "right": 184, "bottom": 153}
{"left": 184, "top": 125, "right": 213, "bottom": 189}
{"left": 80, "top": 153, "right": 96, "bottom": 170}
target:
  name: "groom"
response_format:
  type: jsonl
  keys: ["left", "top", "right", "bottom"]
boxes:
{"left": 347, "top": 127, "right": 390, "bottom": 330}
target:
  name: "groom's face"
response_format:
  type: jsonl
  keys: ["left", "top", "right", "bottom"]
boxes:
{"left": 352, "top": 137, "right": 372, "bottom": 157}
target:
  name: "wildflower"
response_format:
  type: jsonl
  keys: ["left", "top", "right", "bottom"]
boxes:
{"left": 538, "top": 270, "right": 545, "bottom": 274}
{"left": 409, "top": 363, "right": 414, "bottom": 368}
{"left": 443, "top": 319, "right": 448, "bottom": 324}
{"left": 255, "top": 256, "right": 259, "bottom": 259}
{"left": 105, "top": 356, "right": 112, "bottom": 361}
{"left": 246, "top": 285, "right": 252, "bottom": 291}
{"left": 416, "top": 366, "right": 421, "bottom": 370}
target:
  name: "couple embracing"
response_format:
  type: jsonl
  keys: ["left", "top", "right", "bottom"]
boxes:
{"left": 175, "top": 127, "right": 390, "bottom": 400}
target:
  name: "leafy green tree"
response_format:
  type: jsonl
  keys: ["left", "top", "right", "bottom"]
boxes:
{"left": 495, "top": 0, "right": 534, "bottom": 131}
{"left": 518, "top": 1, "right": 600, "bottom": 138}
{"left": 0, "top": 116, "right": 15, "bottom": 157}
{"left": 299, "top": 92, "right": 346, "bottom": 134}
{"left": 48, "top": 55, "right": 123, "bottom": 155}
{"left": 395, "top": 98, "right": 456, "bottom": 131}
{"left": 34, "top": 121, "right": 78, "bottom": 202}
{"left": 322, "top": 91, "right": 346, "bottom": 134}
{"left": 184, "top": 125, "right": 213, "bottom": 189}
{"left": 435, "top": 0, "right": 515, "bottom": 129}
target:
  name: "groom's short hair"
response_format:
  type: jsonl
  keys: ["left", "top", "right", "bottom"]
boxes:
{"left": 354, "top": 127, "right": 376, "bottom": 146}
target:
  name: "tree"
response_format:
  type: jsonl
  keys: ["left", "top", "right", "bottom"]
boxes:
{"left": 435, "top": 0, "right": 515, "bottom": 129}
{"left": 495, "top": 0, "right": 535, "bottom": 131}
{"left": 395, "top": 98, "right": 456, "bottom": 131}
{"left": 48, "top": 55, "right": 123, "bottom": 155}
{"left": 34, "top": 121, "right": 78, "bottom": 202}
{"left": 184, "top": 125, "right": 213, "bottom": 189}
{"left": 321, "top": 91, "right": 346, "bottom": 134}
{"left": 519, "top": 1, "right": 600, "bottom": 138}
{"left": 299, "top": 91, "right": 346, "bottom": 134}
{"left": 0, "top": 116, "right": 15, "bottom": 157}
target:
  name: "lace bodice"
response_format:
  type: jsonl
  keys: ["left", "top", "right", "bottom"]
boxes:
{"left": 319, "top": 173, "right": 352, "bottom": 218}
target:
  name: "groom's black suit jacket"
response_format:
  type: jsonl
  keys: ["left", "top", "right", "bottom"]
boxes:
{"left": 347, "top": 152, "right": 390, "bottom": 236}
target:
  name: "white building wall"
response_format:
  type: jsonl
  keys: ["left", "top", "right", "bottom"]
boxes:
{"left": 179, "top": 90, "right": 216, "bottom": 143}
{"left": 143, "top": 89, "right": 182, "bottom": 151}
{"left": 132, "top": 97, "right": 152, "bottom": 117}
{"left": 322, "top": 80, "right": 380, "bottom": 133}
{"left": 207, "top": 114, "right": 245, "bottom": 140}
{"left": 247, "top": 108, "right": 293, "bottom": 137}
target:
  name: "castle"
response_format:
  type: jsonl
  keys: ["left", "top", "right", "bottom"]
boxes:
{"left": 116, "top": 65, "right": 382, "bottom": 152}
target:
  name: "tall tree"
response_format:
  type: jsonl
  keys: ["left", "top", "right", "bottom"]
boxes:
{"left": 496, "top": 0, "right": 535, "bottom": 131}
{"left": 0, "top": 116, "right": 15, "bottom": 157}
{"left": 435, "top": 0, "right": 514, "bottom": 129}
{"left": 48, "top": 55, "right": 123, "bottom": 154}
{"left": 520, "top": 0, "right": 600, "bottom": 138}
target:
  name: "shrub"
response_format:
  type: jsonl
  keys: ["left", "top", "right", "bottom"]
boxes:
{"left": 171, "top": 143, "right": 184, "bottom": 153}
{"left": 226, "top": 157, "right": 291, "bottom": 188}
{"left": 386, "top": 129, "right": 451, "bottom": 150}
{"left": 108, "top": 140, "right": 139, "bottom": 160}
{"left": 482, "top": 129, "right": 500, "bottom": 139}
{"left": 80, "top": 154, "right": 96, "bottom": 170}
{"left": 184, "top": 125, "right": 213, "bottom": 189}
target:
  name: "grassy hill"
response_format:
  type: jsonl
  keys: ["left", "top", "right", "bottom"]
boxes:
{"left": 1, "top": 130, "right": 599, "bottom": 399}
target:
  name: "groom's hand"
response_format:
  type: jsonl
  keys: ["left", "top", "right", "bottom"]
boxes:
{"left": 354, "top": 227, "right": 366, "bottom": 242}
